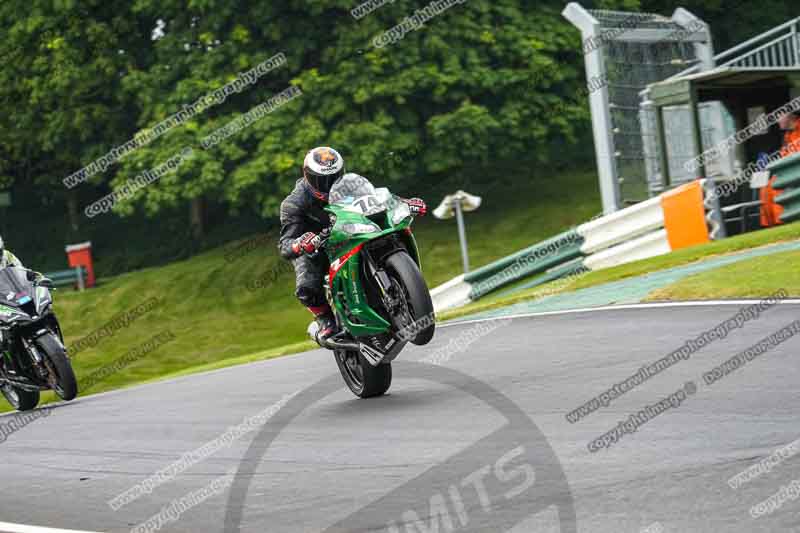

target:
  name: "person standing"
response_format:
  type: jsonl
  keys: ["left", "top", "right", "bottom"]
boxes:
{"left": 760, "top": 109, "right": 800, "bottom": 227}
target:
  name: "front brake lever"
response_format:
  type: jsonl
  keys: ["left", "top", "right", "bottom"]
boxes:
{"left": 319, "top": 226, "right": 332, "bottom": 248}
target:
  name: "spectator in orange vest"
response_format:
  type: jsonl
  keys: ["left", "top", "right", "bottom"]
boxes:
{"left": 779, "top": 110, "right": 800, "bottom": 157}
{"left": 761, "top": 109, "right": 800, "bottom": 227}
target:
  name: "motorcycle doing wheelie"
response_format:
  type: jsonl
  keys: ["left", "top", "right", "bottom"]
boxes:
{"left": 0, "top": 267, "right": 77, "bottom": 411}
{"left": 307, "top": 174, "right": 435, "bottom": 398}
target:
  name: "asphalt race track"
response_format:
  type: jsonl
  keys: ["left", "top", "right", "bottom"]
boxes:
{"left": 1, "top": 303, "right": 799, "bottom": 532}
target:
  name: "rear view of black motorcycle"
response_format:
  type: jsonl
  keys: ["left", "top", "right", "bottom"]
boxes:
{"left": 0, "top": 267, "right": 77, "bottom": 411}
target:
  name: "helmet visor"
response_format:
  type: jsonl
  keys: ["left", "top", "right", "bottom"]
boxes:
{"left": 307, "top": 168, "right": 344, "bottom": 195}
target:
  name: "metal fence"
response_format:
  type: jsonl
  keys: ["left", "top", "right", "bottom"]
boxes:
{"left": 566, "top": 4, "right": 800, "bottom": 212}
{"left": 564, "top": 3, "right": 714, "bottom": 212}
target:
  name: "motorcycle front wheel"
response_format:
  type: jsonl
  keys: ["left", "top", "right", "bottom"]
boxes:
{"left": 37, "top": 333, "right": 78, "bottom": 401}
{"left": 385, "top": 252, "right": 435, "bottom": 345}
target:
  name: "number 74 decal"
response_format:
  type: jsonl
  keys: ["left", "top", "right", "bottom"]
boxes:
{"left": 349, "top": 195, "right": 381, "bottom": 213}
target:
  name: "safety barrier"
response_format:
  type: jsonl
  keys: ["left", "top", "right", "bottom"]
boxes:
{"left": 45, "top": 266, "right": 89, "bottom": 290}
{"left": 431, "top": 179, "right": 724, "bottom": 311}
{"left": 770, "top": 151, "right": 800, "bottom": 223}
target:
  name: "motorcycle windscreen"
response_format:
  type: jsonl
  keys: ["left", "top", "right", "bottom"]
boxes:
{"left": 328, "top": 174, "right": 389, "bottom": 216}
{"left": 0, "top": 267, "right": 33, "bottom": 308}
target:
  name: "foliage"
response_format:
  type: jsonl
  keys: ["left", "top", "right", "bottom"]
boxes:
{"left": 0, "top": 0, "right": 795, "bottom": 272}
{"left": 108, "top": 0, "right": 590, "bottom": 219}
{"left": 0, "top": 0, "right": 151, "bottom": 220}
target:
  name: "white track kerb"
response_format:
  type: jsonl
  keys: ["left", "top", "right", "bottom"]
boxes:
{"left": 438, "top": 300, "right": 800, "bottom": 329}
{"left": 0, "top": 523, "right": 103, "bottom": 533}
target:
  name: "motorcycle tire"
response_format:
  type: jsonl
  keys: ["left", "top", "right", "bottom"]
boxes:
{"left": 334, "top": 349, "right": 392, "bottom": 398}
{"left": 385, "top": 252, "right": 435, "bottom": 345}
{"left": 0, "top": 384, "right": 40, "bottom": 411}
{"left": 37, "top": 333, "right": 78, "bottom": 401}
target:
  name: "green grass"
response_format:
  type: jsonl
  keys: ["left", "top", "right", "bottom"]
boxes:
{"left": 646, "top": 249, "right": 800, "bottom": 301}
{"left": 3, "top": 167, "right": 600, "bottom": 412}
{"left": 568, "top": 222, "right": 800, "bottom": 291}
{"left": 437, "top": 221, "right": 800, "bottom": 321}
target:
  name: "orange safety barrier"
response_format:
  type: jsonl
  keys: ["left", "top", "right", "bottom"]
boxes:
{"left": 660, "top": 181, "right": 710, "bottom": 250}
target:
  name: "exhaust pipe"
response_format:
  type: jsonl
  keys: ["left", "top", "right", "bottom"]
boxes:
{"left": 307, "top": 321, "right": 360, "bottom": 351}
{"left": 306, "top": 320, "right": 394, "bottom": 365}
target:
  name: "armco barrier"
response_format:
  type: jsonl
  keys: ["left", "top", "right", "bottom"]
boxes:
{"left": 463, "top": 230, "right": 583, "bottom": 282}
{"left": 432, "top": 180, "right": 723, "bottom": 312}
{"left": 503, "top": 258, "right": 589, "bottom": 296}
{"left": 770, "top": 151, "right": 800, "bottom": 223}
{"left": 577, "top": 196, "right": 663, "bottom": 254}
{"left": 45, "top": 266, "right": 88, "bottom": 290}
{"left": 466, "top": 231, "right": 584, "bottom": 301}
{"left": 430, "top": 274, "right": 473, "bottom": 310}
{"left": 583, "top": 229, "right": 671, "bottom": 271}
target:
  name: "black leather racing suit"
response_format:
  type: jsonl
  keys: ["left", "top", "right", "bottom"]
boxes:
{"left": 278, "top": 178, "right": 332, "bottom": 308}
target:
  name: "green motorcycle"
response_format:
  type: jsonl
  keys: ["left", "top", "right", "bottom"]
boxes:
{"left": 308, "top": 173, "right": 435, "bottom": 398}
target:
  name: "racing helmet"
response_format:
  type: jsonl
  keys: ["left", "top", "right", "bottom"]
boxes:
{"left": 303, "top": 147, "right": 345, "bottom": 201}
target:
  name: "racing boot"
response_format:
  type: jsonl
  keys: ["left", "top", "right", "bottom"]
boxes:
{"left": 307, "top": 305, "right": 339, "bottom": 345}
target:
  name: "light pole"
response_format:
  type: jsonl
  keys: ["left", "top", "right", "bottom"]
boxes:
{"left": 433, "top": 190, "right": 482, "bottom": 274}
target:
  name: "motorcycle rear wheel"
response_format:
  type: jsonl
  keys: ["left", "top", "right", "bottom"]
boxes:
{"left": 334, "top": 349, "right": 392, "bottom": 398}
{"left": 1, "top": 384, "right": 40, "bottom": 411}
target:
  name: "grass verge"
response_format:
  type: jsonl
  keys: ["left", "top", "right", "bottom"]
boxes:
{"left": 646, "top": 248, "right": 800, "bottom": 300}
{"left": 438, "top": 221, "right": 800, "bottom": 321}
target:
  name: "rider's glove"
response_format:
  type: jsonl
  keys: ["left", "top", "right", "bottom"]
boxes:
{"left": 404, "top": 198, "right": 427, "bottom": 217}
{"left": 291, "top": 232, "right": 322, "bottom": 256}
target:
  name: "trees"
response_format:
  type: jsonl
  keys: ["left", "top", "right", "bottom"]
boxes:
{"left": 102, "top": 0, "right": 594, "bottom": 229}
{"left": 1, "top": 0, "right": 785, "bottom": 245}
{"left": 642, "top": 0, "right": 797, "bottom": 51}
{"left": 0, "top": 0, "right": 150, "bottom": 232}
